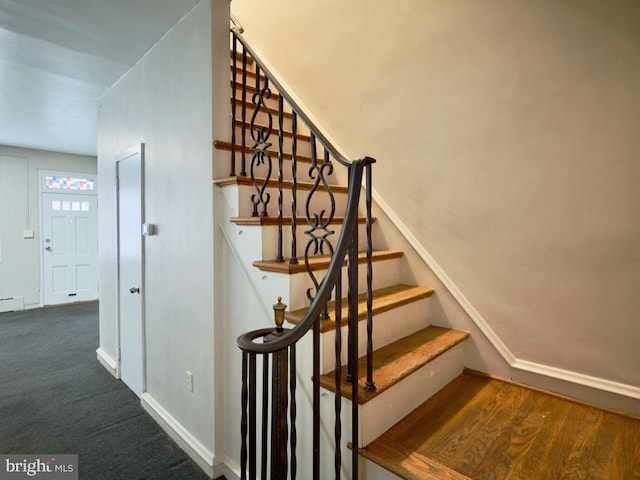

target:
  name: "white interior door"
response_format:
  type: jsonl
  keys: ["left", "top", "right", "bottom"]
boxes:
{"left": 117, "top": 145, "right": 144, "bottom": 397}
{"left": 42, "top": 192, "right": 98, "bottom": 305}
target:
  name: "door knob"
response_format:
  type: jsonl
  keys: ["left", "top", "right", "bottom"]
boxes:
{"left": 129, "top": 287, "right": 140, "bottom": 294}
{"left": 45, "top": 246, "right": 52, "bottom": 252}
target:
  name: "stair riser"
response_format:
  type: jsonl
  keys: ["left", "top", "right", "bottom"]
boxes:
{"left": 233, "top": 183, "right": 346, "bottom": 218}
{"left": 364, "top": 460, "right": 403, "bottom": 480}
{"left": 231, "top": 104, "right": 311, "bottom": 137}
{"left": 287, "top": 257, "right": 402, "bottom": 312}
{"left": 259, "top": 223, "right": 371, "bottom": 262}
{"left": 355, "top": 344, "right": 465, "bottom": 447}
{"left": 232, "top": 124, "right": 314, "bottom": 158}
{"left": 320, "top": 299, "right": 432, "bottom": 374}
{"left": 231, "top": 92, "right": 309, "bottom": 131}
{"left": 226, "top": 150, "right": 339, "bottom": 184}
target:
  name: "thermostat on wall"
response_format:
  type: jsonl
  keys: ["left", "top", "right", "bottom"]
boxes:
{"left": 142, "top": 224, "right": 156, "bottom": 236}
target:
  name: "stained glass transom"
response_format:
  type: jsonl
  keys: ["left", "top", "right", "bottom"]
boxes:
{"left": 44, "top": 176, "right": 95, "bottom": 191}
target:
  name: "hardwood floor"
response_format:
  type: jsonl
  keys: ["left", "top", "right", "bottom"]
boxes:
{"left": 362, "top": 370, "right": 640, "bottom": 479}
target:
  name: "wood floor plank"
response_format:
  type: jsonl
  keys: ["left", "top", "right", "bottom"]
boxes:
{"left": 504, "top": 397, "right": 572, "bottom": 479}
{"left": 418, "top": 382, "right": 516, "bottom": 465}
{"left": 448, "top": 383, "right": 539, "bottom": 477}
{"left": 561, "top": 407, "right": 605, "bottom": 478}
{"left": 478, "top": 393, "right": 555, "bottom": 480}
{"left": 362, "top": 372, "right": 640, "bottom": 480}
{"left": 624, "top": 416, "right": 640, "bottom": 478}
{"left": 368, "top": 374, "right": 499, "bottom": 453}
{"left": 586, "top": 413, "right": 623, "bottom": 480}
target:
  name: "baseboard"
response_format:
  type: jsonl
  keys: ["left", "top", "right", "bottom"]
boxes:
{"left": 213, "top": 456, "right": 241, "bottom": 480}
{"left": 371, "top": 186, "right": 640, "bottom": 403}
{"left": 141, "top": 393, "right": 215, "bottom": 477}
{"left": 513, "top": 359, "right": 640, "bottom": 401}
{"left": 96, "top": 348, "right": 118, "bottom": 378}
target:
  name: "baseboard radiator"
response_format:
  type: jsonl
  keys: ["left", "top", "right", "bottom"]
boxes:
{"left": 0, "top": 296, "right": 25, "bottom": 313}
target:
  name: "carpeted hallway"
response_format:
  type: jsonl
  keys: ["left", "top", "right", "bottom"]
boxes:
{"left": 0, "top": 301, "right": 212, "bottom": 480}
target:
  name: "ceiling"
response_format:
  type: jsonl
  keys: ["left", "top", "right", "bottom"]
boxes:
{"left": 0, "top": 0, "right": 201, "bottom": 157}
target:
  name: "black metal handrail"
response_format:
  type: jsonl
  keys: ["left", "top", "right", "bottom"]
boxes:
{"left": 229, "top": 24, "right": 376, "bottom": 480}
{"left": 237, "top": 159, "right": 370, "bottom": 354}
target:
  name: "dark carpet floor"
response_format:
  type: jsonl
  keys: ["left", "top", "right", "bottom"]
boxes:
{"left": 0, "top": 301, "right": 215, "bottom": 480}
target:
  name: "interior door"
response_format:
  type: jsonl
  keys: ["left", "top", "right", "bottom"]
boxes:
{"left": 42, "top": 192, "right": 98, "bottom": 305}
{"left": 117, "top": 145, "right": 144, "bottom": 397}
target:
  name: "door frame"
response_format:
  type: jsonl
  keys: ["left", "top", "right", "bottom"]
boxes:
{"left": 115, "top": 143, "right": 146, "bottom": 393}
{"left": 39, "top": 169, "right": 98, "bottom": 307}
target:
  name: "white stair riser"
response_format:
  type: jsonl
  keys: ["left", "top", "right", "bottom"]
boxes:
{"left": 320, "top": 298, "right": 432, "bottom": 374}
{"left": 233, "top": 124, "right": 314, "bottom": 158}
{"left": 259, "top": 223, "right": 371, "bottom": 262}
{"left": 287, "top": 257, "right": 401, "bottom": 312}
{"left": 364, "top": 460, "right": 402, "bottom": 480}
{"left": 232, "top": 156, "right": 340, "bottom": 185}
{"left": 232, "top": 108, "right": 312, "bottom": 138}
{"left": 358, "top": 343, "right": 465, "bottom": 447}
{"left": 234, "top": 183, "right": 347, "bottom": 218}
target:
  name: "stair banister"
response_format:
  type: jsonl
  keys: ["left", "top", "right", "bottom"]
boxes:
{"left": 237, "top": 157, "right": 374, "bottom": 480}
{"left": 236, "top": 157, "right": 373, "bottom": 354}
{"left": 230, "top": 23, "right": 377, "bottom": 479}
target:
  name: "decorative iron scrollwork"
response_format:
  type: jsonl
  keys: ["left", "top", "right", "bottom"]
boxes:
{"left": 304, "top": 147, "right": 336, "bottom": 308}
{"left": 250, "top": 70, "right": 272, "bottom": 217}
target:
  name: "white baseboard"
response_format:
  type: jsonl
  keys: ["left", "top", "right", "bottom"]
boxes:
{"left": 214, "top": 456, "right": 241, "bottom": 480}
{"left": 513, "top": 358, "right": 640, "bottom": 400}
{"left": 141, "top": 393, "right": 215, "bottom": 477}
{"left": 96, "top": 348, "right": 118, "bottom": 378}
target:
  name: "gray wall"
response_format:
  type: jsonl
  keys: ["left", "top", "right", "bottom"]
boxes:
{"left": 231, "top": 0, "right": 640, "bottom": 399}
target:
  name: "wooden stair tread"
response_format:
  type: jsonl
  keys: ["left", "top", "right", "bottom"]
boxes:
{"left": 319, "top": 326, "right": 469, "bottom": 404}
{"left": 253, "top": 249, "right": 404, "bottom": 274}
{"left": 286, "top": 284, "right": 434, "bottom": 333}
{"left": 362, "top": 370, "right": 640, "bottom": 480}
{"left": 214, "top": 140, "right": 314, "bottom": 164}
{"left": 230, "top": 216, "right": 373, "bottom": 226}
{"left": 214, "top": 175, "right": 347, "bottom": 193}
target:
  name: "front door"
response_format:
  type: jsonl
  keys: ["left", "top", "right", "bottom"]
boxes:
{"left": 117, "top": 145, "right": 144, "bottom": 397}
{"left": 42, "top": 178, "right": 98, "bottom": 305}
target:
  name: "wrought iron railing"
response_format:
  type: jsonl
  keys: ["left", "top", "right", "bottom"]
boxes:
{"left": 229, "top": 25, "right": 376, "bottom": 480}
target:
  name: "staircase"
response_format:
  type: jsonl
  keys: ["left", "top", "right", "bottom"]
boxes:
{"left": 215, "top": 27, "right": 640, "bottom": 480}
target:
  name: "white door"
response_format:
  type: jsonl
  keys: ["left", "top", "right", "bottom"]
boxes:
{"left": 42, "top": 193, "right": 98, "bottom": 305}
{"left": 117, "top": 146, "right": 144, "bottom": 397}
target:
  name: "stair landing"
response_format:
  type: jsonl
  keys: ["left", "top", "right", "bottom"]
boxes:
{"left": 362, "top": 370, "right": 640, "bottom": 480}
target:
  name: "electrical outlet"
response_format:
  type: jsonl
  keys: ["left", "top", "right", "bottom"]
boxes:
{"left": 186, "top": 371, "right": 194, "bottom": 393}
